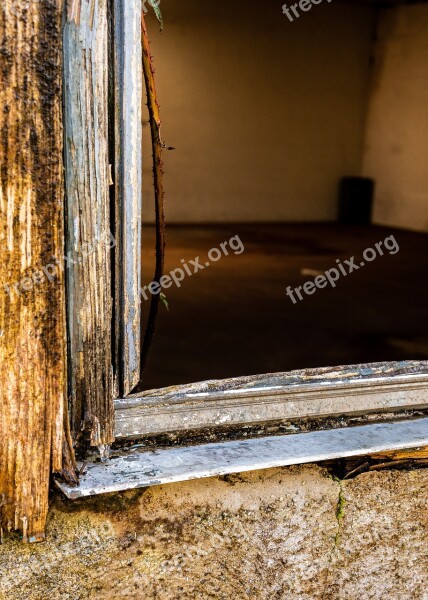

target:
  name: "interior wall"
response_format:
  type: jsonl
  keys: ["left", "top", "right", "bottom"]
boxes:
{"left": 363, "top": 5, "right": 428, "bottom": 233}
{"left": 143, "top": 0, "right": 376, "bottom": 223}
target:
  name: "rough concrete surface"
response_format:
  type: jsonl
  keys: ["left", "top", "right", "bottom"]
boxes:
{"left": 0, "top": 465, "right": 427, "bottom": 599}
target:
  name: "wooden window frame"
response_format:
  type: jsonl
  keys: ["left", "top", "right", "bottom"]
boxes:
{"left": 61, "top": 0, "right": 428, "bottom": 497}
{"left": 0, "top": 0, "right": 428, "bottom": 541}
{"left": 1, "top": 0, "right": 427, "bottom": 540}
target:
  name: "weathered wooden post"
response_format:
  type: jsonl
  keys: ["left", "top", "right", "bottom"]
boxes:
{"left": 0, "top": 0, "right": 72, "bottom": 542}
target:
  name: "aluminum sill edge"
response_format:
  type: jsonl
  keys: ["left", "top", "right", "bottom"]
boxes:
{"left": 56, "top": 417, "right": 428, "bottom": 499}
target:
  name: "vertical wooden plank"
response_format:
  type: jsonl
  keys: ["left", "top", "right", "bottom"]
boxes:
{"left": 113, "top": 0, "right": 143, "bottom": 395}
{"left": 0, "top": 0, "right": 68, "bottom": 540}
{"left": 64, "top": 0, "right": 115, "bottom": 445}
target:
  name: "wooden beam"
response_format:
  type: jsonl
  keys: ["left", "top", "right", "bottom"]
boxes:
{"left": 0, "top": 0, "right": 70, "bottom": 541}
{"left": 64, "top": 0, "right": 115, "bottom": 446}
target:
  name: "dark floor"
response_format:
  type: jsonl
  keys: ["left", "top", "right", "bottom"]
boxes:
{"left": 139, "top": 223, "right": 428, "bottom": 390}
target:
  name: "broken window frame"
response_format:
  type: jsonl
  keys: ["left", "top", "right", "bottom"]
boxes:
{"left": 63, "top": 0, "right": 428, "bottom": 467}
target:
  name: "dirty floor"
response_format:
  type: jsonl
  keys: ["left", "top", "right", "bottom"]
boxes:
{"left": 140, "top": 223, "right": 428, "bottom": 390}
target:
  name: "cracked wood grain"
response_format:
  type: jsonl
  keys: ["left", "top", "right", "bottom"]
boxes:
{"left": 64, "top": 0, "right": 114, "bottom": 446}
{"left": 0, "top": 0, "right": 74, "bottom": 541}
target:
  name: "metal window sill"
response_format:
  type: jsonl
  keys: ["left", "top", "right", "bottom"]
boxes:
{"left": 56, "top": 417, "right": 428, "bottom": 499}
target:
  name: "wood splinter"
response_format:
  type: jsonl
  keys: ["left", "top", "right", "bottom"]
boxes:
{"left": 135, "top": 10, "right": 166, "bottom": 390}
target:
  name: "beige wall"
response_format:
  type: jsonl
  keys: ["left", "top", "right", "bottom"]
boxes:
{"left": 1, "top": 465, "right": 428, "bottom": 598}
{"left": 363, "top": 5, "right": 428, "bottom": 233}
{"left": 143, "top": 1, "right": 375, "bottom": 222}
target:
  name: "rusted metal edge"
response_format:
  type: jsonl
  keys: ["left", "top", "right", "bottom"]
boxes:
{"left": 56, "top": 417, "right": 428, "bottom": 499}
{"left": 115, "top": 361, "right": 428, "bottom": 437}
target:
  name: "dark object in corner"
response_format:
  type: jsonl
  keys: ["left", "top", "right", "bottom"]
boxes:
{"left": 338, "top": 177, "right": 374, "bottom": 225}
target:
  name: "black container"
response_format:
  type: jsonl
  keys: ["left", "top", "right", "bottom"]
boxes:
{"left": 338, "top": 177, "right": 374, "bottom": 225}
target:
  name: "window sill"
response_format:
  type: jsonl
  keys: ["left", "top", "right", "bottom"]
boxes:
{"left": 56, "top": 416, "right": 428, "bottom": 499}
